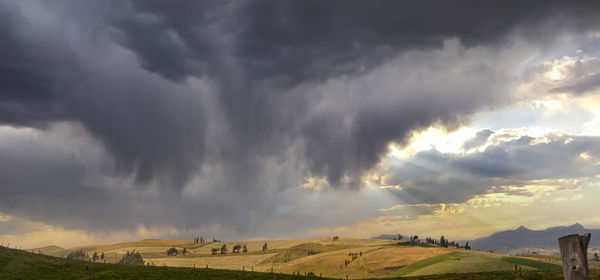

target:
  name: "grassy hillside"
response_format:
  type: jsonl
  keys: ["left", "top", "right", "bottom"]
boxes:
{"left": 25, "top": 238, "right": 586, "bottom": 279}
{"left": 388, "top": 251, "right": 561, "bottom": 278}
{"left": 3, "top": 246, "right": 600, "bottom": 280}
{"left": 0, "top": 246, "right": 323, "bottom": 280}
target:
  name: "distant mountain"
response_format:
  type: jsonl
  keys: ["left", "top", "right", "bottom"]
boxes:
{"left": 470, "top": 223, "right": 600, "bottom": 252}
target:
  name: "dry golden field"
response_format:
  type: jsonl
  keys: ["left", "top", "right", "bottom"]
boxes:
{"left": 30, "top": 237, "right": 573, "bottom": 279}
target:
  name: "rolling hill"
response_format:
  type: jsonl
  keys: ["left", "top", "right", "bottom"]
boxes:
{"left": 22, "top": 236, "right": 577, "bottom": 279}
{"left": 2, "top": 245, "right": 594, "bottom": 280}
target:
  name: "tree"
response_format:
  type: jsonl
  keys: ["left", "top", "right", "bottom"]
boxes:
{"left": 232, "top": 244, "right": 242, "bottom": 253}
{"left": 67, "top": 250, "right": 90, "bottom": 261}
{"left": 92, "top": 252, "right": 99, "bottom": 262}
{"left": 593, "top": 252, "right": 599, "bottom": 261}
{"left": 242, "top": 244, "right": 248, "bottom": 253}
{"left": 411, "top": 235, "right": 419, "bottom": 246}
{"left": 211, "top": 248, "right": 219, "bottom": 255}
{"left": 398, "top": 234, "right": 403, "bottom": 241}
{"left": 167, "top": 248, "right": 178, "bottom": 256}
{"left": 332, "top": 236, "right": 339, "bottom": 242}
{"left": 220, "top": 244, "right": 227, "bottom": 254}
{"left": 440, "top": 236, "right": 446, "bottom": 247}
{"left": 182, "top": 248, "right": 187, "bottom": 255}
{"left": 119, "top": 250, "right": 144, "bottom": 265}
{"left": 464, "top": 241, "right": 471, "bottom": 250}
{"left": 100, "top": 252, "right": 104, "bottom": 260}
{"left": 262, "top": 242, "right": 268, "bottom": 251}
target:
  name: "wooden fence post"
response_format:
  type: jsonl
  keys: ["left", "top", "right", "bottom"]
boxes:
{"left": 559, "top": 233, "right": 591, "bottom": 280}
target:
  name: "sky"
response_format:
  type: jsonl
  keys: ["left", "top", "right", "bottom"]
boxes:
{"left": 2, "top": 0, "right": 600, "bottom": 249}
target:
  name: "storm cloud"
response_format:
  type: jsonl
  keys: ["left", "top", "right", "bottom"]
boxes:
{"left": 2, "top": 0, "right": 600, "bottom": 239}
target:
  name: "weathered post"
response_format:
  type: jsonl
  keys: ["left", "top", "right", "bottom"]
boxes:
{"left": 559, "top": 233, "right": 591, "bottom": 280}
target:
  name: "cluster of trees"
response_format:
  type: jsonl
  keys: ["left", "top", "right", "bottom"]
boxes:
{"left": 118, "top": 250, "right": 144, "bottom": 265}
{"left": 67, "top": 250, "right": 90, "bottom": 261}
{"left": 344, "top": 251, "right": 363, "bottom": 266}
{"left": 231, "top": 244, "right": 248, "bottom": 253}
{"left": 410, "top": 235, "right": 419, "bottom": 246}
{"left": 399, "top": 235, "right": 471, "bottom": 250}
{"left": 193, "top": 237, "right": 204, "bottom": 244}
{"left": 438, "top": 235, "right": 470, "bottom": 249}
{"left": 91, "top": 251, "right": 105, "bottom": 262}
{"left": 210, "top": 244, "right": 229, "bottom": 255}
{"left": 66, "top": 250, "right": 111, "bottom": 262}
{"left": 167, "top": 247, "right": 179, "bottom": 256}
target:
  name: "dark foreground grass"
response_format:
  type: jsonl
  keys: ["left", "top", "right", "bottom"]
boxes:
{"left": 2, "top": 246, "right": 599, "bottom": 279}
{"left": 397, "top": 269, "right": 600, "bottom": 280}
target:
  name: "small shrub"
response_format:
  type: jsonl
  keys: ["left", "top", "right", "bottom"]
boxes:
{"left": 166, "top": 248, "right": 178, "bottom": 256}
{"left": 119, "top": 250, "right": 144, "bottom": 265}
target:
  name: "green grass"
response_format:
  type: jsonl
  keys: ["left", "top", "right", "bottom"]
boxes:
{"left": 387, "top": 253, "right": 456, "bottom": 277}
{"left": 500, "top": 257, "right": 561, "bottom": 270}
{"left": 394, "top": 269, "right": 600, "bottom": 280}
{"left": 388, "top": 252, "right": 562, "bottom": 278}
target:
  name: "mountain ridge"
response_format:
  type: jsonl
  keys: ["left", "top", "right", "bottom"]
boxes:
{"left": 470, "top": 223, "right": 600, "bottom": 253}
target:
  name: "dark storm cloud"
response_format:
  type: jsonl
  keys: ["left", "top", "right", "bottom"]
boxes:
{"left": 0, "top": 2, "right": 75, "bottom": 126}
{"left": 2, "top": 0, "right": 600, "bottom": 237}
{"left": 111, "top": 0, "right": 600, "bottom": 186}
{"left": 384, "top": 131, "right": 600, "bottom": 204}
{"left": 118, "top": 0, "right": 600, "bottom": 83}
{"left": 0, "top": 1, "right": 207, "bottom": 186}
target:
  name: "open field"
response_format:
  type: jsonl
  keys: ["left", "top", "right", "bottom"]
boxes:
{"left": 24, "top": 237, "right": 589, "bottom": 279}
{"left": 3, "top": 246, "right": 600, "bottom": 280}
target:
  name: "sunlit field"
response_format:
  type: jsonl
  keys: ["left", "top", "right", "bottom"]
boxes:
{"left": 17, "top": 237, "right": 589, "bottom": 279}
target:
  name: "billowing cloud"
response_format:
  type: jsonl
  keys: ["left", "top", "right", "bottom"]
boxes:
{"left": 382, "top": 129, "right": 600, "bottom": 204}
{"left": 1, "top": 0, "right": 600, "bottom": 244}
